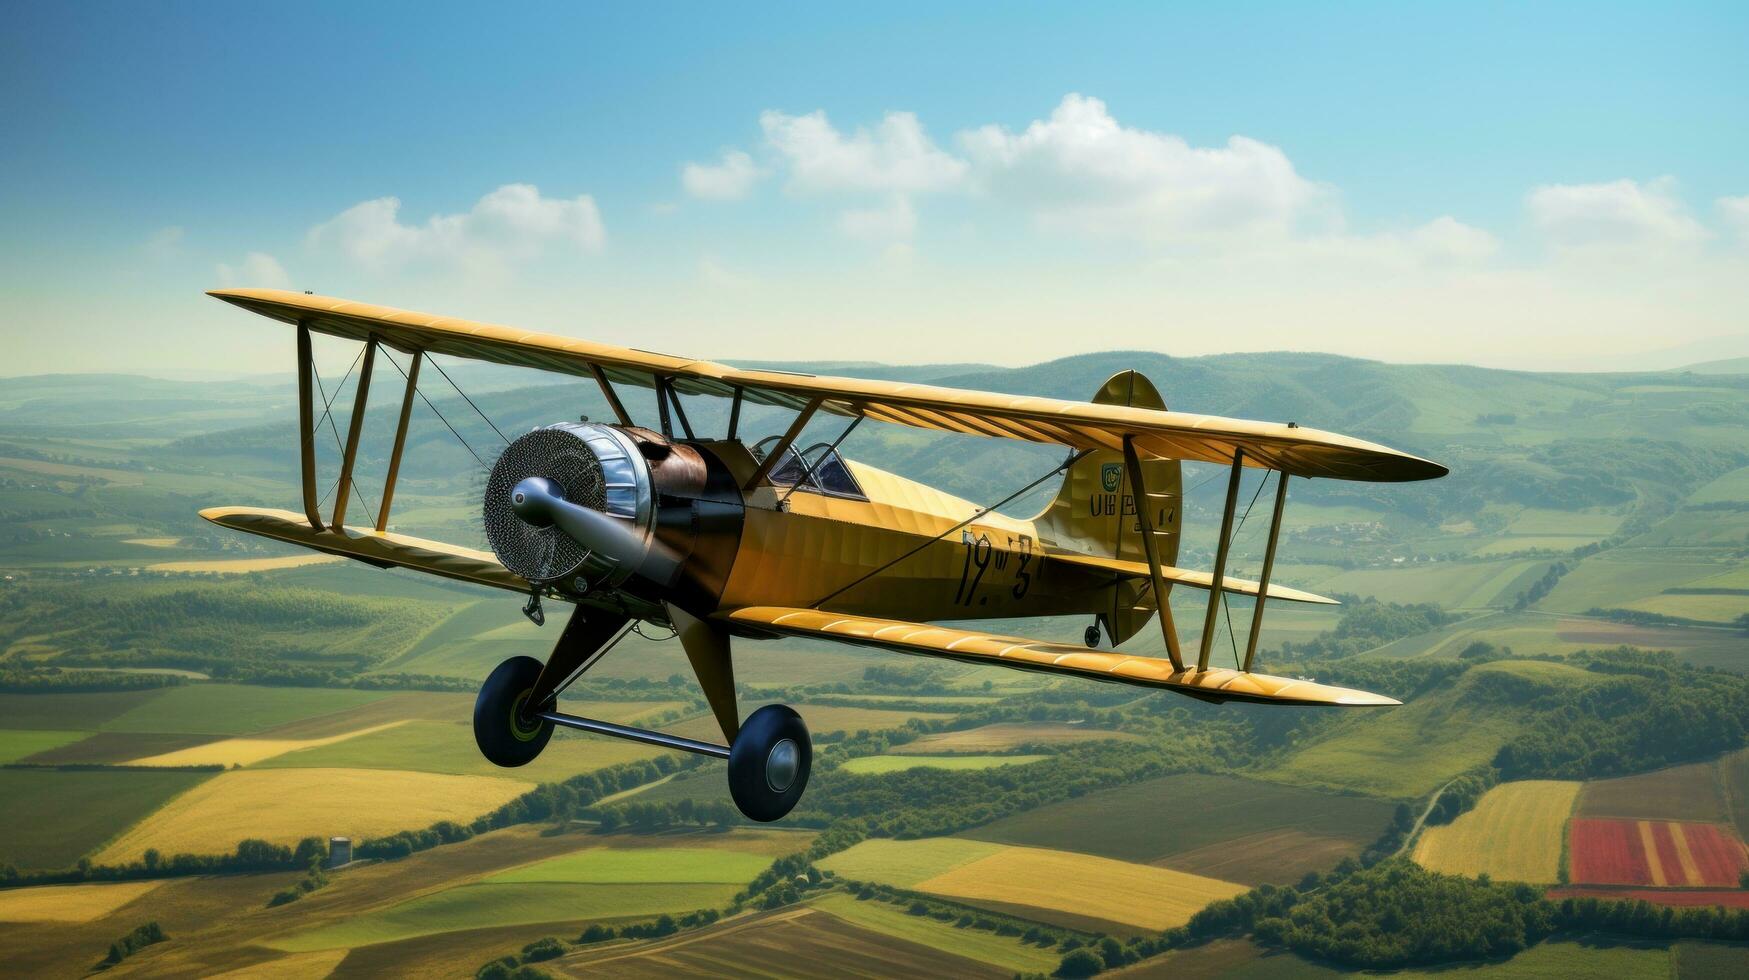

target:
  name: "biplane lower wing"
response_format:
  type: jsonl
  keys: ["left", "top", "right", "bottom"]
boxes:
{"left": 1048, "top": 552, "right": 1338, "bottom": 604}
{"left": 723, "top": 606, "right": 1398, "bottom": 706}
{"left": 199, "top": 506, "right": 528, "bottom": 593}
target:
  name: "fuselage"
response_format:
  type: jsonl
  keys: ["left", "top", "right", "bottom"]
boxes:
{"left": 668, "top": 436, "right": 1132, "bottom": 623}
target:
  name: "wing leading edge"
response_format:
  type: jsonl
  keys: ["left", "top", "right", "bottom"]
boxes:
{"left": 723, "top": 606, "right": 1398, "bottom": 706}
{"left": 207, "top": 288, "right": 1446, "bottom": 483}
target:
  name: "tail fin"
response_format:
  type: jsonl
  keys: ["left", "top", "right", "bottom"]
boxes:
{"left": 1034, "top": 371, "right": 1181, "bottom": 646}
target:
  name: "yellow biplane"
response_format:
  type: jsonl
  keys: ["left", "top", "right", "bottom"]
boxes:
{"left": 202, "top": 289, "right": 1446, "bottom": 821}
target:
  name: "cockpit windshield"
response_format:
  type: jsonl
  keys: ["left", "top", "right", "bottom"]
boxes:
{"left": 751, "top": 437, "right": 866, "bottom": 499}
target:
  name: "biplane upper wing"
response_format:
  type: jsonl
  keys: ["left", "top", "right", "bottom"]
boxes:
{"left": 209, "top": 289, "right": 1446, "bottom": 482}
{"left": 724, "top": 606, "right": 1396, "bottom": 706}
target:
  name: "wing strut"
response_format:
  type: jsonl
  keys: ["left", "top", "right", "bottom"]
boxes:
{"left": 378, "top": 351, "right": 423, "bottom": 531}
{"left": 1243, "top": 473, "right": 1289, "bottom": 671}
{"left": 1199, "top": 450, "right": 1246, "bottom": 671}
{"left": 1121, "top": 436, "right": 1183, "bottom": 670}
{"left": 296, "top": 320, "right": 324, "bottom": 531}
{"left": 331, "top": 338, "right": 377, "bottom": 528}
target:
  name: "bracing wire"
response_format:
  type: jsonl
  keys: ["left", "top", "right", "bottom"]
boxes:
{"left": 427, "top": 354, "right": 511, "bottom": 445}
{"left": 381, "top": 349, "right": 490, "bottom": 472}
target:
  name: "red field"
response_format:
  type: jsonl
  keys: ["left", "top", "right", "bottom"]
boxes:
{"left": 1549, "top": 888, "right": 1749, "bottom": 909}
{"left": 1568, "top": 818, "right": 1749, "bottom": 887}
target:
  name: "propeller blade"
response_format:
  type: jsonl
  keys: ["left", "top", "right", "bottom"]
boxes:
{"left": 510, "top": 476, "right": 652, "bottom": 570}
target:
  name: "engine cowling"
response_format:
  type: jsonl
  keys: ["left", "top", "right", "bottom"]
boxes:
{"left": 484, "top": 422, "right": 655, "bottom": 590}
{"left": 483, "top": 422, "right": 743, "bottom": 611}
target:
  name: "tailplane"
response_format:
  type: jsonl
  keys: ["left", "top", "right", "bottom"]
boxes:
{"left": 1034, "top": 371, "right": 1181, "bottom": 646}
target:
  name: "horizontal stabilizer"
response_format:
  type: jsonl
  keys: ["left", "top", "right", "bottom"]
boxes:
{"left": 724, "top": 606, "right": 1397, "bottom": 707}
{"left": 198, "top": 506, "right": 527, "bottom": 593}
{"left": 1048, "top": 552, "right": 1338, "bottom": 605}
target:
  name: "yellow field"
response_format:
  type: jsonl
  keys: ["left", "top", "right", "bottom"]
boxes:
{"left": 123, "top": 536, "right": 181, "bottom": 548}
{"left": 1413, "top": 780, "right": 1580, "bottom": 883}
{"left": 127, "top": 721, "right": 407, "bottom": 767}
{"left": 0, "top": 880, "right": 166, "bottom": 923}
{"left": 918, "top": 845, "right": 1246, "bottom": 931}
{"left": 94, "top": 767, "right": 535, "bottom": 863}
{"left": 147, "top": 555, "right": 341, "bottom": 573}
{"left": 820, "top": 837, "right": 1243, "bottom": 931}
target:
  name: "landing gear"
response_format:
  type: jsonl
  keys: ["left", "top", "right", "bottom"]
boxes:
{"left": 472, "top": 604, "right": 813, "bottom": 821}
{"left": 1084, "top": 621, "right": 1102, "bottom": 648}
{"left": 473, "top": 655, "right": 554, "bottom": 767}
{"left": 728, "top": 705, "right": 812, "bottom": 822}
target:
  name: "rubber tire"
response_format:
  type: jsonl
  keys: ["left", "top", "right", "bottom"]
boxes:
{"left": 473, "top": 655, "right": 553, "bottom": 768}
{"left": 727, "top": 704, "right": 812, "bottom": 822}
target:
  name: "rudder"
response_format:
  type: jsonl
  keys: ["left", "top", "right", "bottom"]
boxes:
{"left": 1033, "top": 371, "right": 1181, "bottom": 646}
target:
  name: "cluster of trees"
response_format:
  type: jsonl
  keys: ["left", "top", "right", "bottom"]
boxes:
{"left": 1425, "top": 769, "right": 1499, "bottom": 826}
{"left": 0, "top": 666, "right": 184, "bottom": 693}
{"left": 1164, "top": 859, "right": 1749, "bottom": 973}
{"left": 99, "top": 922, "right": 165, "bottom": 968}
{"left": 356, "top": 754, "right": 705, "bottom": 861}
{"left": 1493, "top": 648, "right": 1749, "bottom": 780}
{"left": 594, "top": 799, "right": 740, "bottom": 832}
{"left": 846, "top": 879, "right": 1094, "bottom": 950}
{"left": 1, "top": 837, "right": 325, "bottom": 889}
{"left": 266, "top": 848, "right": 330, "bottom": 907}
{"left": 1513, "top": 561, "right": 1569, "bottom": 610}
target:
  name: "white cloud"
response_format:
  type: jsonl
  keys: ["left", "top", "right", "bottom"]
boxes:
{"left": 1410, "top": 216, "right": 1500, "bottom": 264}
{"left": 216, "top": 252, "right": 291, "bottom": 289}
{"left": 682, "top": 150, "right": 766, "bottom": 200}
{"left": 144, "top": 226, "right": 184, "bottom": 261}
{"left": 307, "top": 183, "right": 605, "bottom": 273}
{"left": 1718, "top": 195, "right": 1749, "bottom": 242}
{"left": 959, "top": 94, "right": 1328, "bottom": 240}
{"left": 1528, "top": 177, "right": 1707, "bottom": 249}
{"left": 838, "top": 195, "right": 916, "bottom": 242}
{"left": 761, "top": 109, "right": 967, "bottom": 194}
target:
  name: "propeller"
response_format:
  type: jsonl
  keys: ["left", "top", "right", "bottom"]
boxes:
{"left": 510, "top": 476, "right": 665, "bottom": 572}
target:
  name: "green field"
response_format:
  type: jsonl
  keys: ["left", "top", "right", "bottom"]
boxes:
{"left": 0, "top": 690, "right": 167, "bottom": 729}
{"left": 961, "top": 772, "right": 1394, "bottom": 884}
{"left": 819, "top": 837, "right": 1007, "bottom": 887}
{"left": 0, "top": 729, "right": 87, "bottom": 764}
{"left": 273, "top": 881, "right": 740, "bottom": 951}
{"left": 1309, "top": 560, "right": 1546, "bottom": 610}
{"left": 812, "top": 892, "right": 1061, "bottom": 973}
{"left": 838, "top": 754, "right": 1048, "bottom": 774}
{"left": 96, "top": 684, "right": 392, "bottom": 736}
{"left": 488, "top": 847, "right": 772, "bottom": 884}
{"left": 0, "top": 768, "right": 213, "bottom": 869}
{"left": 1261, "top": 661, "right": 1598, "bottom": 800}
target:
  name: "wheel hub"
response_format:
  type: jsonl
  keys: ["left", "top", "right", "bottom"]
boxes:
{"left": 765, "top": 738, "right": 798, "bottom": 793}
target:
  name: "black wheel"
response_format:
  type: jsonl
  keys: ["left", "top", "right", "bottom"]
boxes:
{"left": 727, "top": 704, "right": 811, "bottom": 822}
{"left": 1084, "top": 623, "right": 1101, "bottom": 648}
{"left": 473, "top": 655, "right": 553, "bottom": 768}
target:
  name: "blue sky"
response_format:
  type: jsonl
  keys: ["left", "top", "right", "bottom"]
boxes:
{"left": 3, "top": 1, "right": 1745, "bottom": 375}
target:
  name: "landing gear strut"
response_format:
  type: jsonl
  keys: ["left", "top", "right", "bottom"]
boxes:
{"left": 472, "top": 605, "right": 812, "bottom": 822}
